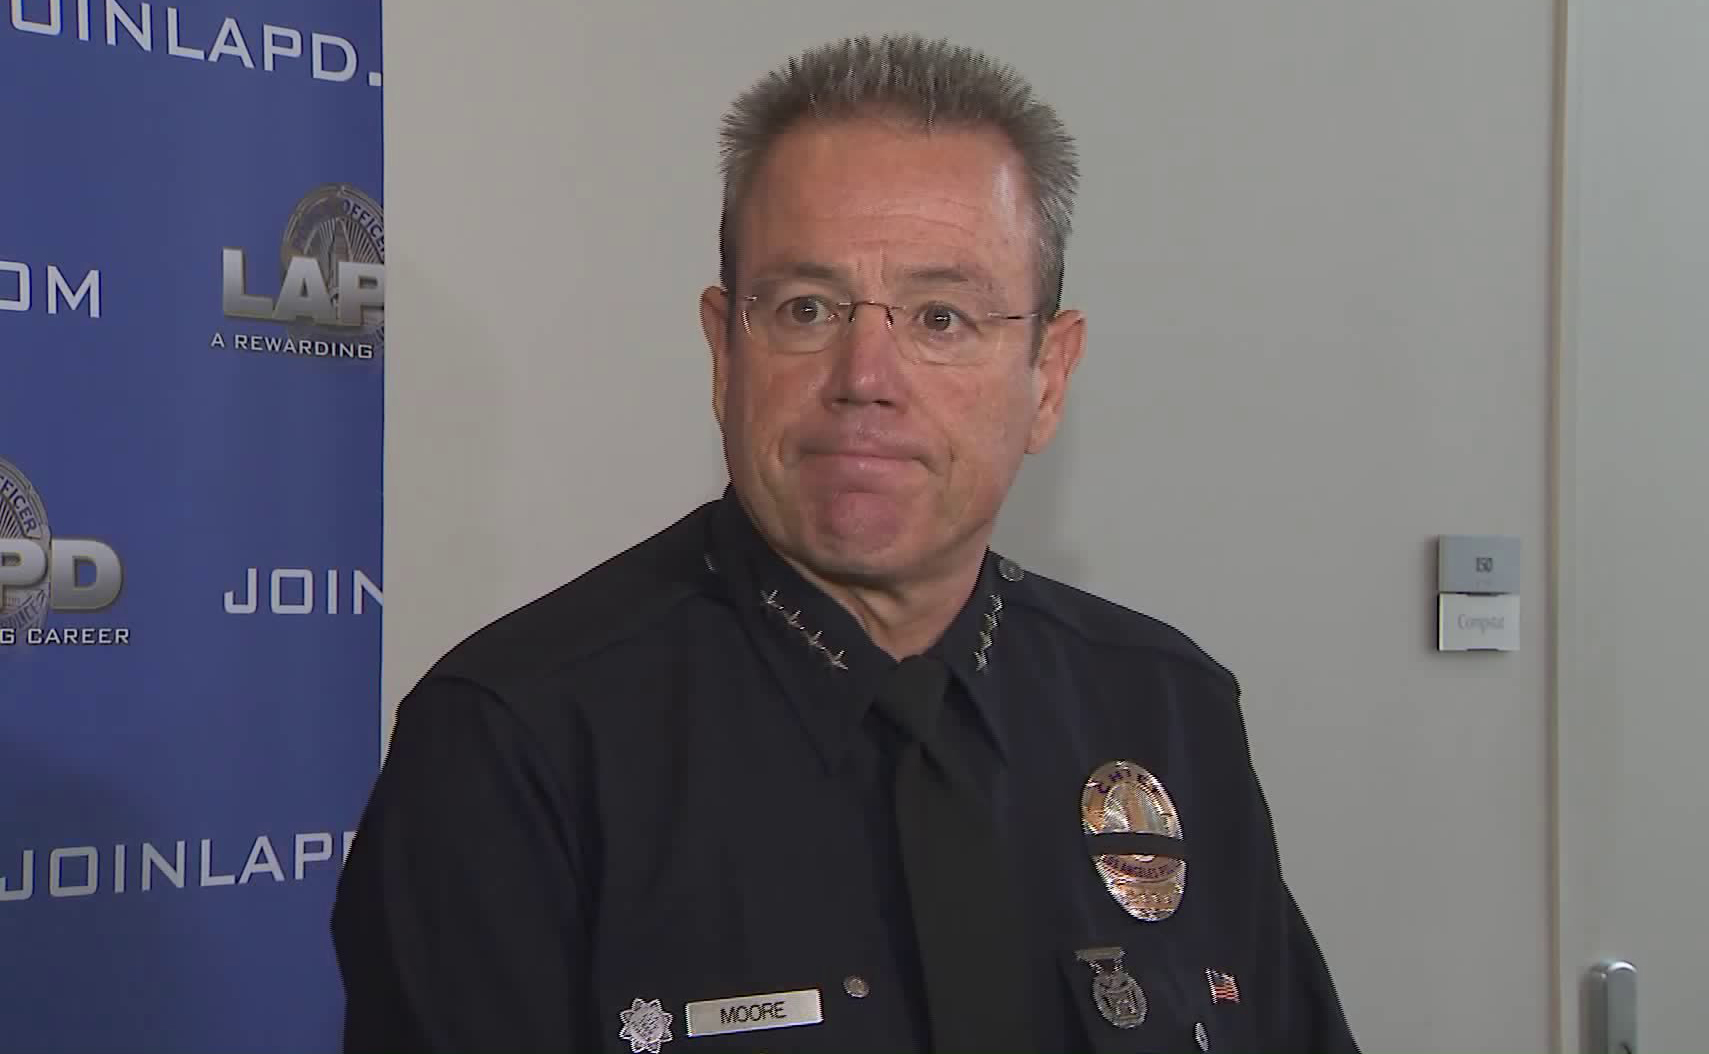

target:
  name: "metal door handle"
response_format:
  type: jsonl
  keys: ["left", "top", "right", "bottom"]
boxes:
{"left": 1585, "top": 959, "right": 1636, "bottom": 1054}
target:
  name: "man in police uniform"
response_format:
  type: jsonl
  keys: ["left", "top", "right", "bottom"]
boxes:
{"left": 333, "top": 33, "right": 1359, "bottom": 1054}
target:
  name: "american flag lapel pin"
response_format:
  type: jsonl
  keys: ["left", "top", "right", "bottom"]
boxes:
{"left": 1207, "top": 969, "right": 1240, "bottom": 1005}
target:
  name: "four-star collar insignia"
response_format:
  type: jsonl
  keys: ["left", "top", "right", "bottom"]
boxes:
{"left": 704, "top": 546, "right": 1017, "bottom": 675}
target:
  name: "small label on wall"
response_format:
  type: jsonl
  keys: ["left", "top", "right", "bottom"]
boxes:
{"left": 1438, "top": 535, "right": 1521, "bottom": 595}
{"left": 1439, "top": 593, "right": 1520, "bottom": 652}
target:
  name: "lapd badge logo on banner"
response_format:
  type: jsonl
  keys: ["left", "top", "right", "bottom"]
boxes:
{"left": 281, "top": 183, "right": 386, "bottom": 354}
{"left": 0, "top": 456, "right": 52, "bottom": 638}
{"left": 218, "top": 182, "right": 385, "bottom": 362}
{"left": 1081, "top": 760, "right": 1186, "bottom": 921}
{"left": 0, "top": 457, "right": 130, "bottom": 648}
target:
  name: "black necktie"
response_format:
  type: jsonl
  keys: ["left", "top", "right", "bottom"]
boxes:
{"left": 874, "top": 655, "right": 1032, "bottom": 1053}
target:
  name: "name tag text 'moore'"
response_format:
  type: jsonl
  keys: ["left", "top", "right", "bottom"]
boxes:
{"left": 684, "top": 988, "right": 824, "bottom": 1037}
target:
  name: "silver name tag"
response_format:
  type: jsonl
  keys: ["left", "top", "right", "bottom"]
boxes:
{"left": 684, "top": 988, "right": 823, "bottom": 1037}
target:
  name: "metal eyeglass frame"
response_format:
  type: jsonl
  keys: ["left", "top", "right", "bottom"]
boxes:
{"left": 738, "top": 294, "right": 1044, "bottom": 359}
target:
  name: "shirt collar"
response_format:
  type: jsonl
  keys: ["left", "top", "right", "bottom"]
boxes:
{"left": 704, "top": 486, "right": 1013, "bottom": 771}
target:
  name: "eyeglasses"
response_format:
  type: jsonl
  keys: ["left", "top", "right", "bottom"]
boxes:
{"left": 738, "top": 292, "right": 1042, "bottom": 366}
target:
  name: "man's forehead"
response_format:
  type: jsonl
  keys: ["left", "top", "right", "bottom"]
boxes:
{"left": 754, "top": 119, "right": 1025, "bottom": 204}
{"left": 737, "top": 120, "right": 1035, "bottom": 288}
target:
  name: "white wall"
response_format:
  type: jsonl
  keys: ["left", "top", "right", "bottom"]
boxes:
{"left": 383, "top": 4, "right": 1555, "bottom": 1050}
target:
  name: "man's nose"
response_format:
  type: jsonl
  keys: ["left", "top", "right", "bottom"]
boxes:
{"left": 828, "top": 302, "right": 907, "bottom": 407}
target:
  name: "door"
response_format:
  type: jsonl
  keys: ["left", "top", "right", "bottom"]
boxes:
{"left": 1554, "top": 1, "right": 1709, "bottom": 1051}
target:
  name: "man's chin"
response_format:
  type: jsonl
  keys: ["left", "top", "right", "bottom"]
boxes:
{"left": 809, "top": 490, "right": 908, "bottom": 546}
{"left": 794, "top": 510, "right": 918, "bottom": 585}
{"left": 796, "top": 547, "right": 910, "bottom": 588}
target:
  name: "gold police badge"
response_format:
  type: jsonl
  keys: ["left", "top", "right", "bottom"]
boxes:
{"left": 1081, "top": 760, "right": 1186, "bottom": 922}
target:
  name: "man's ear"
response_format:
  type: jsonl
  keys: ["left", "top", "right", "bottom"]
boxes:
{"left": 701, "top": 286, "right": 731, "bottom": 430}
{"left": 1027, "top": 309, "right": 1086, "bottom": 454}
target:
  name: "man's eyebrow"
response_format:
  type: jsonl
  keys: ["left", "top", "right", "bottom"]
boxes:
{"left": 897, "top": 265, "right": 999, "bottom": 293}
{"left": 749, "top": 261, "right": 849, "bottom": 288}
{"left": 749, "top": 261, "right": 1001, "bottom": 293}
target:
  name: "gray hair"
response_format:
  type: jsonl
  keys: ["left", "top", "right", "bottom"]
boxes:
{"left": 717, "top": 33, "right": 1080, "bottom": 316}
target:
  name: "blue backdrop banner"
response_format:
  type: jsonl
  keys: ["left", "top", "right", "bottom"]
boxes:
{"left": 2, "top": 3, "right": 383, "bottom": 1050}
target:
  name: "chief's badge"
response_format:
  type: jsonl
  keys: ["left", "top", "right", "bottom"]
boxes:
{"left": 618, "top": 997, "right": 674, "bottom": 1054}
{"left": 1081, "top": 760, "right": 1186, "bottom": 922}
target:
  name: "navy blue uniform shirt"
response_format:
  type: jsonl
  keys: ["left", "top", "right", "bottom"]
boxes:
{"left": 332, "top": 491, "right": 1359, "bottom": 1053}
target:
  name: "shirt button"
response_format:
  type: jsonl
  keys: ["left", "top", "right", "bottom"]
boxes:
{"left": 998, "top": 557, "right": 1024, "bottom": 582}
{"left": 843, "top": 975, "right": 870, "bottom": 999}
{"left": 1196, "top": 1021, "right": 1210, "bottom": 1050}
